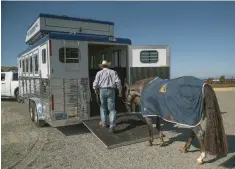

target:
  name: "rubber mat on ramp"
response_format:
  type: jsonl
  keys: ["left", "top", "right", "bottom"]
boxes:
{"left": 83, "top": 114, "right": 151, "bottom": 149}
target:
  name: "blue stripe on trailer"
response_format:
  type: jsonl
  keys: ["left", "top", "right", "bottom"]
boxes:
{"left": 48, "top": 32, "right": 132, "bottom": 45}
{"left": 17, "top": 32, "right": 131, "bottom": 57}
{"left": 26, "top": 30, "right": 115, "bottom": 45}
{"left": 40, "top": 30, "right": 112, "bottom": 38}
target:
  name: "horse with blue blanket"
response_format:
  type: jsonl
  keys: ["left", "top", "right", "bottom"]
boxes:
{"left": 124, "top": 76, "right": 228, "bottom": 164}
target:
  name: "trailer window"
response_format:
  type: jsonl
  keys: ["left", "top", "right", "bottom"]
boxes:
{"left": 1, "top": 73, "right": 5, "bottom": 81}
{"left": 19, "top": 60, "right": 21, "bottom": 68}
{"left": 140, "top": 50, "right": 158, "bottom": 63}
{"left": 42, "top": 49, "right": 46, "bottom": 64}
{"left": 59, "top": 48, "right": 79, "bottom": 63}
{"left": 26, "top": 58, "right": 29, "bottom": 72}
{"left": 35, "top": 54, "right": 39, "bottom": 72}
{"left": 22, "top": 60, "right": 25, "bottom": 72}
{"left": 30, "top": 57, "right": 33, "bottom": 73}
{"left": 13, "top": 73, "right": 18, "bottom": 81}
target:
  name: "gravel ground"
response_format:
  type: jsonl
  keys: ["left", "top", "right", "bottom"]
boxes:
{"left": 1, "top": 91, "right": 235, "bottom": 169}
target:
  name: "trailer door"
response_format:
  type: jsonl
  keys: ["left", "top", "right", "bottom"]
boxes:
{"left": 50, "top": 40, "right": 90, "bottom": 127}
{"left": 127, "top": 45, "right": 170, "bottom": 84}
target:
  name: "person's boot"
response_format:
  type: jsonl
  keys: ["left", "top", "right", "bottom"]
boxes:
{"left": 109, "top": 127, "right": 115, "bottom": 133}
{"left": 99, "top": 121, "right": 107, "bottom": 128}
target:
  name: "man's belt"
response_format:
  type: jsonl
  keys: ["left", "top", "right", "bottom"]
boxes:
{"left": 100, "top": 87, "right": 116, "bottom": 89}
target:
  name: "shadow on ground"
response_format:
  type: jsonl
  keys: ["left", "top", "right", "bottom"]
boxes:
{"left": 218, "top": 155, "right": 235, "bottom": 168}
{"left": 159, "top": 121, "right": 235, "bottom": 167}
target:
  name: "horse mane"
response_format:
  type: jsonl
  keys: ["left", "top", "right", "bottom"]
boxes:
{"left": 130, "top": 77, "right": 155, "bottom": 89}
{"left": 128, "top": 77, "right": 156, "bottom": 94}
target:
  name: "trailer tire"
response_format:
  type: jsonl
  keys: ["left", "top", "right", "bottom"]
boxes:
{"left": 29, "top": 102, "right": 35, "bottom": 122}
{"left": 33, "top": 105, "right": 45, "bottom": 127}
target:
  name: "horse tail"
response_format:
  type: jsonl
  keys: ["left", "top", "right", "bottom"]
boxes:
{"left": 204, "top": 84, "right": 228, "bottom": 156}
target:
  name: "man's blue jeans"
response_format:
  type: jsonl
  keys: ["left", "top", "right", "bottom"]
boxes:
{"left": 99, "top": 88, "right": 116, "bottom": 128}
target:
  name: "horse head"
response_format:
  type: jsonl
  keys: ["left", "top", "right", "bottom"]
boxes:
{"left": 124, "top": 82, "right": 141, "bottom": 111}
{"left": 124, "top": 77, "right": 156, "bottom": 111}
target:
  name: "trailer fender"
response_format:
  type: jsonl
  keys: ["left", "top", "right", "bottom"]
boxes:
{"left": 29, "top": 97, "right": 46, "bottom": 121}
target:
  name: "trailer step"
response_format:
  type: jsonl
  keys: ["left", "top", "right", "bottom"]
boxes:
{"left": 83, "top": 114, "right": 152, "bottom": 149}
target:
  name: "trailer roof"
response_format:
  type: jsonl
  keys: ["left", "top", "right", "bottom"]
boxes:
{"left": 40, "top": 13, "right": 114, "bottom": 25}
{"left": 17, "top": 32, "right": 132, "bottom": 57}
{"left": 26, "top": 13, "right": 114, "bottom": 32}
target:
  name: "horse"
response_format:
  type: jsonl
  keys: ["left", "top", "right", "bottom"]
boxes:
{"left": 124, "top": 76, "right": 228, "bottom": 164}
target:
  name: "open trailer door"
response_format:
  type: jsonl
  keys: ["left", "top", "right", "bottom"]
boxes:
{"left": 127, "top": 45, "right": 171, "bottom": 85}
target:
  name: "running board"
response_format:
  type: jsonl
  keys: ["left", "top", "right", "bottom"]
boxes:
{"left": 83, "top": 114, "right": 156, "bottom": 149}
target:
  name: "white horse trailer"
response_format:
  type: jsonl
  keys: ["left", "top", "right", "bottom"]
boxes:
{"left": 17, "top": 14, "right": 170, "bottom": 147}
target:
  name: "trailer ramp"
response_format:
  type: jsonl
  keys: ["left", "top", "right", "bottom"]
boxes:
{"left": 83, "top": 114, "right": 152, "bottom": 149}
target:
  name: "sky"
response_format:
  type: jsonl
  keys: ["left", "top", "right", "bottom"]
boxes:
{"left": 1, "top": 1, "right": 235, "bottom": 78}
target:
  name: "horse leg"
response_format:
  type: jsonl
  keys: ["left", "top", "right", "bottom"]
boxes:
{"left": 156, "top": 116, "right": 166, "bottom": 138}
{"left": 139, "top": 114, "right": 166, "bottom": 138}
{"left": 192, "top": 125, "right": 206, "bottom": 165}
{"left": 155, "top": 117, "right": 165, "bottom": 147}
{"left": 183, "top": 131, "right": 196, "bottom": 153}
{"left": 145, "top": 117, "right": 154, "bottom": 146}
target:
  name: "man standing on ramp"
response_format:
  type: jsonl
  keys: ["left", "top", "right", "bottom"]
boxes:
{"left": 93, "top": 60, "right": 122, "bottom": 132}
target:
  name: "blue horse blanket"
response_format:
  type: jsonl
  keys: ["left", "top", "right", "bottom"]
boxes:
{"left": 140, "top": 76, "right": 205, "bottom": 127}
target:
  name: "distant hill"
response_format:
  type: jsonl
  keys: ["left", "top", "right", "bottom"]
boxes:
{"left": 1, "top": 66, "right": 18, "bottom": 72}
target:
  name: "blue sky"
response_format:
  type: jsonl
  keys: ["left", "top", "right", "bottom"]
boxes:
{"left": 1, "top": 1, "right": 235, "bottom": 78}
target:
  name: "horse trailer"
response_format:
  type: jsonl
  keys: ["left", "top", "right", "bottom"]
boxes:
{"left": 17, "top": 13, "right": 171, "bottom": 139}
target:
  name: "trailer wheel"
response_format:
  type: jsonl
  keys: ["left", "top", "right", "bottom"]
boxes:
{"left": 33, "top": 105, "right": 45, "bottom": 127}
{"left": 29, "top": 102, "right": 35, "bottom": 122}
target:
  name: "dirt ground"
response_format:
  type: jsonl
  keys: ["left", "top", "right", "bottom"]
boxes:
{"left": 213, "top": 87, "right": 235, "bottom": 92}
{"left": 1, "top": 91, "right": 235, "bottom": 169}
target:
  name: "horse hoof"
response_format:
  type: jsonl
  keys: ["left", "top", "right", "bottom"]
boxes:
{"left": 180, "top": 149, "right": 187, "bottom": 153}
{"left": 196, "top": 159, "right": 203, "bottom": 165}
{"left": 160, "top": 143, "right": 165, "bottom": 147}
{"left": 183, "top": 148, "right": 188, "bottom": 153}
{"left": 149, "top": 142, "right": 153, "bottom": 146}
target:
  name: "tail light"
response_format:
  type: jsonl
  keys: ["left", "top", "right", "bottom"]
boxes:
{"left": 51, "top": 95, "right": 54, "bottom": 110}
